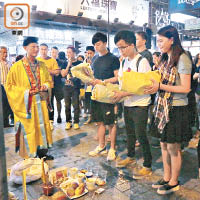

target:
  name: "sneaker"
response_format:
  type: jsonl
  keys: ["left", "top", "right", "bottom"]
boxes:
{"left": 135, "top": 140, "right": 140, "bottom": 147}
{"left": 74, "top": 123, "right": 80, "bottom": 130}
{"left": 107, "top": 148, "right": 116, "bottom": 161}
{"left": 83, "top": 113, "right": 87, "bottom": 118}
{"left": 50, "top": 120, "right": 54, "bottom": 130}
{"left": 65, "top": 122, "right": 72, "bottom": 130}
{"left": 116, "top": 157, "right": 136, "bottom": 168}
{"left": 84, "top": 116, "right": 91, "bottom": 125}
{"left": 157, "top": 182, "right": 180, "bottom": 195}
{"left": 132, "top": 167, "right": 152, "bottom": 180}
{"left": 89, "top": 145, "right": 106, "bottom": 156}
{"left": 57, "top": 116, "right": 62, "bottom": 123}
{"left": 152, "top": 179, "right": 169, "bottom": 189}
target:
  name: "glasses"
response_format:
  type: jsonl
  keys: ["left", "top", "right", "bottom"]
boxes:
{"left": 117, "top": 45, "right": 130, "bottom": 51}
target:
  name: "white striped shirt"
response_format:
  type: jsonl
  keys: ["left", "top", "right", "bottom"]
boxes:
{"left": 0, "top": 61, "right": 10, "bottom": 86}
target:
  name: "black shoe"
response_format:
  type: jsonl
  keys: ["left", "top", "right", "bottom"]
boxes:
{"left": 157, "top": 182, "right": 180, "bottom": 195}
{"left": 10, "top": 118, "right": 14, "bottom": 125}
{"left": 4, "top": 123, "right": 14, "bottom": 128}
{"left": 152, "top": 179, "right": 169, "bottom": 189}
{"left": 44, "top": 155, "right": 54, "bottom": 161}
{"left": 37, "top": 148, "right": 48, "bottom": 158}
{"left": 57, "top": 116, "right": 62, "bottom": 123}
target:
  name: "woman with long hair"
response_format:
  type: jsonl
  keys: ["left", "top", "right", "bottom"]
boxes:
{"left": 145, "top": 25, "right": 192, "bottom": 195}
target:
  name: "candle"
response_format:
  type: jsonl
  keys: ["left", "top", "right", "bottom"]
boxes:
{"left": 41, "top": 158, "right": 46, "bottom": 184}
{"left": 22, "top": 170, "right": 28, "bottom": 200}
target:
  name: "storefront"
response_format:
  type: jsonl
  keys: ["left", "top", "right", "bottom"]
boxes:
{"left": 0, "top": 0, "right": 149, "bottom": 57}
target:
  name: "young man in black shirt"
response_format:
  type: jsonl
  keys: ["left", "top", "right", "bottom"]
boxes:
{"left": 61, "top": 46, "right": 82, "bottom": 130}
{"left": 88, "top": 32, "right": 120, "bottom": 161}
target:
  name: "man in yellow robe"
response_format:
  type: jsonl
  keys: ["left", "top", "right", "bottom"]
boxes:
{"left": 5, "top": 37, "right": 53, "bottom": 159}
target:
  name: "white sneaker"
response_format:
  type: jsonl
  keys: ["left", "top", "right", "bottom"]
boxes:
{"left": 107, "top": 148, "right": 116, "bottom": 161}
{"left": 89, "top": 145, "right": 106, "bottom": 156}
{"left": 83, "top": 113, "right": 87, "bottom": 118}
{"left": 50, "top": 120, "right": 54, "bottom": 130}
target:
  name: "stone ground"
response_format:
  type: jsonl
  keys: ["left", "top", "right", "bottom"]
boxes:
{"left": 3, "top": 107, "right": 200, "bottom": 200}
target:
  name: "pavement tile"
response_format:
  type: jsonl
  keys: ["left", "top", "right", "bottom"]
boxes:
{"left": 3, "top": 114, "right": 200, "bottom": 199}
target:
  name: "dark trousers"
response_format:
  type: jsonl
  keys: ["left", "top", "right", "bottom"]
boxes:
{"left": 198, "top": 139, "right": 200, "bottom": 168}
{"left": 1, "top": 85, "right": 13, "bottom": 125}
{"left": 49, "top": 88, "right": 54, "bottom": 121}
{"left": 124, "top": 106, "right": 152, "bottom": 168}
{"left": 84, "top": 92, "right": 91, "bottom": 114}
{"left": 64, "top": 86, "right": 80, "bottom": 123}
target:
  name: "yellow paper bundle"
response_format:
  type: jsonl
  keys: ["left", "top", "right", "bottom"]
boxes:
{"left": 91, "top": 83, "right": 123, "bottom": 104}
{"left": 120, "top": 70, "right": 161, "bottom": 95}
{"left": 71, "top": 63, "right": 94, "bottom": 83}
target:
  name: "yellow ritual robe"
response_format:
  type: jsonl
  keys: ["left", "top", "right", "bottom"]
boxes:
{"left": 5, "top": 59, "right": 53, "bottom": 158}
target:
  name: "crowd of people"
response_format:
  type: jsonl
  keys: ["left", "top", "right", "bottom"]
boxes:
{"left": 1, "top": 25, "right": 200, "bottom": 195}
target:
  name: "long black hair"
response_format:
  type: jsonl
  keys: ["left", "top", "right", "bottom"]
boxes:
{"left": 157, "top": 25, "right": 184, "bottom": 67}
{"left": 194, "top": 53, "right": 200, "bottom": 67}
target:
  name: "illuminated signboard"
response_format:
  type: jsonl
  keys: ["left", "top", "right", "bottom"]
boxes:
{"left": 169, "top": 0, "right": 200, "bottom": 13}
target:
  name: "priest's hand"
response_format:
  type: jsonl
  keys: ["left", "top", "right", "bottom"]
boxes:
{"left": 29, "top": 88, "right": 39, "bottom": 95}
{"left": 40, "top": 85, "right": 48, "bottom": 92}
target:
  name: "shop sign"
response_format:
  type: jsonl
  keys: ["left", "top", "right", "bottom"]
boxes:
{"left": 185, "top": 18, "right": 200, "bottom": 30}
{"left": 67, "top": 0, "right": 149, "bottom": 25}
{"left": 155, "top": 8, "right": 171, "bottom": 28}
{"left": 169, "top": 0, "right": 200, "bottom": 13}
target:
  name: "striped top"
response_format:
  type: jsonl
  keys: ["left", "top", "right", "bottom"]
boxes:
{"left": 0, "top": 61, "right": 10, "bottom": 86}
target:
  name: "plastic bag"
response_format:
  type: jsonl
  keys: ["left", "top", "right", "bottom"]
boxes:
{"left": 120, "top": 70, "right": 161, "bottom": 95}
{"left": 71, "top": 63, "right": 94, "bottom": 83}
{"left": 91, "top": 83, "right": 123, "bottom": 104}
{"left": 9, "top": 158, "right": 49, "bottom": 184}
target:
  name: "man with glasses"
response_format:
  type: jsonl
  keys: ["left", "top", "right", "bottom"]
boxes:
{"left": 88, "top": 32, "right": 120, "bottom": 161}
{"left": 112, "top": 30, "right": 152, "bottom": 179}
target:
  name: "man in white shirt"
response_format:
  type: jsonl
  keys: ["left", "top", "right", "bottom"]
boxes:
{"left": 113, "top": 30, "right": 152, "bottom": 179}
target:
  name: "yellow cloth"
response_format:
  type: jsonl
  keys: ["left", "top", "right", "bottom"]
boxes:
{"left": 120, "top": 70, "right": 161, "bottom": 95}
{"left": 91, "top": 83, "right": 123, "bottom": 104}
{"left": 37, "top": 57, "right": 59, "bottom": 88}
{"left": 71, "top": 62, "right": 94, "bottom": 83}
{"left": 86, "top": 85, "right": 92, "bottom": 92}
{"left": 5, "top": 60, "right": 52, "bottom": 158}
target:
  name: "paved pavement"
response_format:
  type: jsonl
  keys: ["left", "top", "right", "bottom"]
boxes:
{"left": 3, "top": 110, "right": 200, "bottom": 200}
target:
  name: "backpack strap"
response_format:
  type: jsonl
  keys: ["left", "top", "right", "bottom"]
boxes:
{"left": 136, "top": 56, "right": 143, "bottom": 72}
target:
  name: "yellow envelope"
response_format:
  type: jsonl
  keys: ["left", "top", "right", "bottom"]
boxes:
{"left": 120, "top": 70, "right": 161, "bottom": 95}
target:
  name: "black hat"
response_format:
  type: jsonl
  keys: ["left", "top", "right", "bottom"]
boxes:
{"left": 23, "top": 36, "right": 38, "bottom": 47}
{"left": 86, "top": 46, "right": 95, "bottom": 52}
